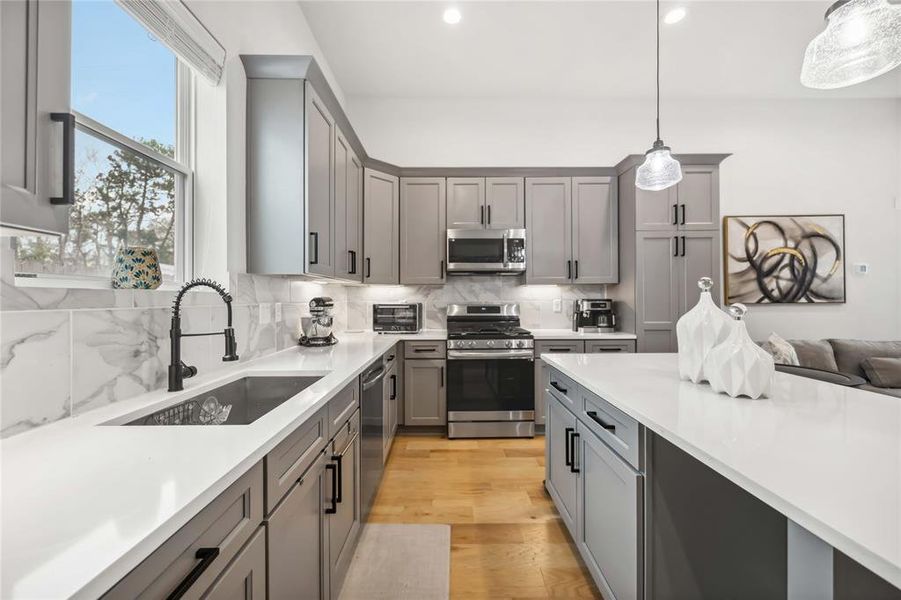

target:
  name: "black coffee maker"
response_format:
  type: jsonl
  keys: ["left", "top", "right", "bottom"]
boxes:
{"left": 572, "top": 299, "right": 616, "bottom": 333}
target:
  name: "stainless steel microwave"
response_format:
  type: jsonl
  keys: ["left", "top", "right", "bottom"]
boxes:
{"left": 446, "top": 228, "right": 526, "bottom": 274}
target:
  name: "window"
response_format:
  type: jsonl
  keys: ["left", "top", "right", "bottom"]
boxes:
{"left": 14, "top": 0, "right": 192, "bottom": 285}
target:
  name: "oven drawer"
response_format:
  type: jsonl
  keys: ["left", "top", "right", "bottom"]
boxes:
{"left": 580, "top": 390, "right": 641, "bottom": 470}
{"left": 546, "top": 367, "right": 579, "bottom": 411}
{"left": 405, "top": 340, "right": 446, "bottom": 359}
{"left": 536, "top": 340, "right": 585, "bottom": 355}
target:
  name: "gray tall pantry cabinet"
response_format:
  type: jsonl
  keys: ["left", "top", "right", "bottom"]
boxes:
{"left": 611, "top": 158, "right": 727, "bottom": 352}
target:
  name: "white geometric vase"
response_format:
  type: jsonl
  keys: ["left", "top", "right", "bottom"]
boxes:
{"left": 676, "top": 277, "right": 733, "bottom": 383}
{"left": 703, "top": 303, "right": 776, "bottom": 399}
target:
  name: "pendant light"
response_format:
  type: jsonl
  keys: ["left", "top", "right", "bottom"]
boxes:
{"left": 635, "top": 0, "right": 682, "bottom": 192}
{"left": 801, "top": 0, "right": 901, "bottom": 90}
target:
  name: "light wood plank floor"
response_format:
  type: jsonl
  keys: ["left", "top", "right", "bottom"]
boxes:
{"left": 369, "top": 434, "right": 603, "bottom": 600}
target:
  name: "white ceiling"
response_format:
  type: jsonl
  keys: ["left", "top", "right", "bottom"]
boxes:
{"left": 299, "top": 1, "right": 901, "bottom": 100}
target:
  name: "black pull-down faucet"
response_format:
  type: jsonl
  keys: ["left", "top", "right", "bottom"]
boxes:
{"left": 168, "top": 278, "right": 239, "bottom": 392}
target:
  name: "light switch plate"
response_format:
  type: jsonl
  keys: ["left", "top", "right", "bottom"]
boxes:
{"left": 259, "top": 303, "right": 272, "bottom": 324}
{"left": 553, "top": 299, "right": 562, "bottom": 313}
{"left": 853, "top": 263, "right": 870, "bottom": 275}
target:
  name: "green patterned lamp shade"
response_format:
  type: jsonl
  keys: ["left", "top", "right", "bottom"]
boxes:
{"left": 111, "top": 246, "right": 163, "bottom": 289}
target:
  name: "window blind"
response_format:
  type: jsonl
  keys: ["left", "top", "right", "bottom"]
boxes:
{"left": 114, "top": 0, "right": 226, "bottom": 85}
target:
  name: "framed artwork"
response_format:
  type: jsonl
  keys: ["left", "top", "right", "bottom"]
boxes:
{"left": 723, "top": 214, "right": 845, "bottom": 304}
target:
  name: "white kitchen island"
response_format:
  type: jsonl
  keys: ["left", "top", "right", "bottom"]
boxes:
{"left": 542, "top": 352, "right": 901, "bottom": 599}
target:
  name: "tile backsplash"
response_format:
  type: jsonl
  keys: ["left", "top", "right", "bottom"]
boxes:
{"left": 1, "top": 237, "right": 601, "bottom": 438}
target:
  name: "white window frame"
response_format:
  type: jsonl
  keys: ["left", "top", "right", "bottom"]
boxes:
{"left": 14, "top": 61, "right": 195, "bottom": 288}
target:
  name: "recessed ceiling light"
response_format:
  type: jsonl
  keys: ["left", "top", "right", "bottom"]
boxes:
{"left": 443, "top": 7, "right": 462, "bottom": 25}
{"left": 664, "top": 7, "right": 686, "bottom": 24}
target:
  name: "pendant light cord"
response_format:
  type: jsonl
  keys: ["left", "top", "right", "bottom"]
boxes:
{"left": 656, "top": 0, "right": 661, "bottom": 143}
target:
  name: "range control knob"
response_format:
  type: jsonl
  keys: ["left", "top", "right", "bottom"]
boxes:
{"left": 505, "top": 340, "right": 513, "bottom": 348}
{"left": 516, "top": 340, "right": 525, "bottom": 348}
{"left": 487, "top": 340, "right": 495, "bottom": 347}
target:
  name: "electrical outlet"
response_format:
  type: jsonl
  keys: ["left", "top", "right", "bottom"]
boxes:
{"left": 553, "top": 299, "right": 562, "bottom": 313}
{"left": 274, "top": 303, "right": 282, "bottom": 322}
{"left": 853, "top": 263, "right": 870, "bottom": 275}
{"left": 259, "top": 303, "right": 272, "bottom": 324}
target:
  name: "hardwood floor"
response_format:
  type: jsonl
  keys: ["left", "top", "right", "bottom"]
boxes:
{"left": 369, "top": 434, "right": 602, "bottom": 600}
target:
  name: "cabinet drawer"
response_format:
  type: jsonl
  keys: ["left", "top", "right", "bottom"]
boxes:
{"left": 536, "top": 340, "right": 585, "bottom": 355}
{"left": 265, "top": 407, "right": 327, "bottom": 514}
{"left": 580, "top": 390, "right": 641, "bottom": 470}
{"left": 546, "top": 367, "right": 579, "bottom": 411}
{"left": 332, "top": 407, "right": 360, "bottom": 456}
{"left": 103, "top": 462, "right": 264, "bottom": 600}
{"left": 328, "top": 380, "right": 359, "bottom": 439}
{"left": 405, "top": 340, "right": 446, "bottom": 359}
{"left": 201, "top": 525, "right": 266, "bottom": 599}
{"left": 585, "top": 340, "right": 636, "bottom": 354}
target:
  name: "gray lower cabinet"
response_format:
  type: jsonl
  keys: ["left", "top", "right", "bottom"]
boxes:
{"left": 305, "top": 82, "right": 336, "bottom": 278}
{"left": 400, "top": 177, "right": 446, "bottom": 284}
{"left": 328, "top": 411, "right": 362, "bottom": 600}
{"left": 363, "top": 168, "right": 400, "bottom": 284}
{"left": 534, "top": 340, "right": 584, "bottom": 427}
{"left": 203, "top": 526, "right": 267, "bottom": 599}
{"left": 545, "top": 391, "right": 579, "bottom": 533}
{"left": 334, "top": 127, "right": 363, "bottom": 281}
{"left": 404, "top": 358, "right": 446, "bottom": 426}
{"left": 1, "top": 0, "right": 71, "bottom": 235}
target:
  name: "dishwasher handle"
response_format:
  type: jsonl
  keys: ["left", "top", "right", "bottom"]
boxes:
{"left": 362, "top": 366, "right": 386, "bottom": 390}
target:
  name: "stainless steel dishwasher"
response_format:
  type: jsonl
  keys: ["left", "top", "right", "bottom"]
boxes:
{"left": 360, "top": 358, "right": 386, "bottom": 521}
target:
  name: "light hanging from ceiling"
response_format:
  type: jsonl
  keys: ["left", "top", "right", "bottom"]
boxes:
{"left": 801, "top": 0, "right": 901, "bottom": 90}
{"left": 636, "top": 0, "right": 682, "bottom": 192}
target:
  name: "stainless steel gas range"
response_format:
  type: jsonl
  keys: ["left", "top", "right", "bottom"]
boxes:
{"left": 445, "top": 303, "right": 535, "bottom": 439}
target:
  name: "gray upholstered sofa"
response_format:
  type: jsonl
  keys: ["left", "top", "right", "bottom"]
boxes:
{"left": 783, "top": 339, "right": 901, "bottom": 398}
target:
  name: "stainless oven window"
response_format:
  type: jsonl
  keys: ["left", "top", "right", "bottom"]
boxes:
{"left": 448, "top": 238, "right": 505, "bottom": 264}
{"left": 447, "top": 357, "right": 535, "bottom": 413}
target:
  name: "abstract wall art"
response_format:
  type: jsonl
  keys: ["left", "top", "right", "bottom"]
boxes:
{"left": 724, "top": 215, "right": 845, "bottom": 304}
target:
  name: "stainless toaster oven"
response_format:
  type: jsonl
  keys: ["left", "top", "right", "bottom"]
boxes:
{"left": 372, "top": 303, "right": 423, "bottom": 333}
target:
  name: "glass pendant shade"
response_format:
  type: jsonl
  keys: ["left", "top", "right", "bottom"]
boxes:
{"left": 801, "top": 0, "right": 901, "bottom": 89}
{"left": 635, "top": 141, "right": 683, "bottom": 191}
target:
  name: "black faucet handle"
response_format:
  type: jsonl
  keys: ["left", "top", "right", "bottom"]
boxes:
{"left": 223, "top": 327, "right": 239, "bottom": 362}
{"left": 181, "top": 362, "right": 198, "bottom": 379}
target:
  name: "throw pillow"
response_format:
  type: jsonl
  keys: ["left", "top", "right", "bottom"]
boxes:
{"left": 761, "top": 333, "right": 800, "bottom": 366}
{"left": 860, "top": 357, "right": 901, "bottom": 388}
{"left": 788, "top": 339, "right": 839, "bottom": 372}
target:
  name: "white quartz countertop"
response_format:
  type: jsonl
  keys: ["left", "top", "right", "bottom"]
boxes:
{"left": 0, "top": 332, "right": 425, "bottom": 600}
{"left": 542, "top": 353, "right": 901, "bottom": 589}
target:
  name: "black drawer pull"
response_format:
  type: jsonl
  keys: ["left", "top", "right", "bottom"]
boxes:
{"left": 594, "top": 348, "right": 623, "bottom": 353}
{"left": 586, "top": 411, "right": 616, "bottom": 432}
{"left": 549, "top": 348, "right": 572, "bottom": 353}
{"left": 167, "top": 547, "right": 220, "bottom": 600}
{"left": 570, "top": 432, "right": 580, "bottom": 474}
{"left": 564, "top": 427, "right": 574, "bottom": 467}
{"left": 414, "top": 347, "right": 436, "bottom": 353}
{"left": 550, "top": 381, "right": 568, "bottom": 395}
{"left": 325, "top": 463, "right": 338, "bottom": 514}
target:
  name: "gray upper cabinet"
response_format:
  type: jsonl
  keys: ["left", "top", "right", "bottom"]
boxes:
{"left": 485, "top": 177, "right": 524, "bottom": 229}
{"left": 572, "top": 176, "right": 618, "bottom": 284}
{"left": 635, "top": 185, "right": 678, "bottom": 231}
{"left": 1, "top": 0, "right": 71, "bottom": 235}
{"left": 305, "top": 82, "right": 336, "bottom": 278}
{"left": 678, "top": 166, "right": 719, "bottom": 230}
{"left": 400, "top": 177, "right": 446, "bottom": 285}
{"left": 635, "top": 231, "right": 680, "bottom": 353}
{"left": 363, "top": 168, "right": 400, "bottom": 284}
{"left": 334, "top": 128, "right": 363, "bottom": 281}
{"left": 447, "top": 177, "right": 485, "bottom": 228}
{"left": 526, "top": 177, "right": 572, "bottom": 284}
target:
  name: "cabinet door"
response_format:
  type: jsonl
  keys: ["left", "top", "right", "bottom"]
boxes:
{"left": 201, "top": 527, "right": 266, "bottom": 600}
{"left": 305, "top": 83, "right": 335, "bottom": 277}
{"left": 572, "top": 176, "right": 618, "bottom": 284}
{"left": 578, "top": 424, "right": 642, "bottom": 600}
{"left": 403, "top": 359, "right": 446, "bottom": 426}
{"left": 334, "top": 128, "right": 362, "bottom": 281}
{"left": 526, "top": 177, "right": 572, "bottom": 284}
{"left": 363, "top": 169, "right": 400, "bottom": 284}
{"left": 329, "top": 421, "right": 361, "bottom": 600}
{"left": 678, "top": 166, "right": 718, "bottom": 231}
{"left": 447, "top": 177, "right": 485, "bottom": 228}
{"left": 635, "top": 182, "right": 678, "bottom": 232}
{"left": 400, "top": 177, "right": 446, "bottom": 284}
{"left": 267, "top": 453, "right": 327, "bottom": 600}
{"left": 676, "top": 231, "right": 720, "bottom": 314}
{"left": 636, "top": 231, "right": 680, "bottom": 353}
{"left": 1, "top": 0, "right": 71, "bottom": 234}
{"left": 546, "top": 394, "right": 579, "bottom": 534}
{"left": 485, "top": 177, "right": 524, "bottom": 229}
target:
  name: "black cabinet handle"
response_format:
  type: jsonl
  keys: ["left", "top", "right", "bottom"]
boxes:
{"left": 440, "top": 366, "right": 445, "bottom": 388}
{"left": 325, "top": 463, "right": 338, "bottom": 513}
{"left": 586, "top": 410, "right": 616, "bottom": 432}
{"left": 309, "top": 232, "right": 319, "bottom": 265}
{"left": 680, "top": 204, "right": 686, "bottom": 225}
{"left": 166, "top": 547, "right": 220, "bottom": 600}
{"left": 440, "top": 259, "right": 445, "bottom": 278}
{"left": 480, "top": 205, "right": 485, "bottom": 225}
{"left": 390, "top": 374, "right": 397, "bottom": 400}
{"left": 366, "top": 257, "right": 371, "bottom": 278}
{"left": 50, "top": 113, "right": 75, "bottom": 205}
{"left": 570, "top": 432, "right": 580, "bottom": 473}
{"left": 550, "top": 381, "right": 568, "bottom": 395}
{"left": 549, "top": 348, "right": 572, "bottom": 353}
{"left": 681, "top": 236, "right": 686, "bottom": 257}
{"left": 333, "top": 454, "right": 343, "bottom": 503}
{"left": 487, "top": 205, "right": 492, "bottom": 225}
{"left": 566, "top": 260, "right": 572, "bottom": 279}
{"left": 564, "top": 427, "right": 574, "bottom": 467}
{"left": 672, "top": 203, "right": 678, "bottom": 225}
{"left": 594, "top": 348, "right": 623, "bottom": 353}
{"left": 574, "top": 260, "right": 579, "bottom": 279}
{"left": 349, "top": 250, "right": 356, "bottom": 274}
{"left": 673, "top": 236, "right": 678, "bottom": 257}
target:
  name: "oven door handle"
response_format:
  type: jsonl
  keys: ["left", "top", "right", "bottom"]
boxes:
{"left": 447, "top": 349, "right": 534, "bottom": 360}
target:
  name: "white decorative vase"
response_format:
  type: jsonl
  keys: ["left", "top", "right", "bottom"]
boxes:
{"left": 676, "top": 277, "right": 733, "bottom": 383}
{"left": 703, "top": 304, "right": 775, "bottom": 399}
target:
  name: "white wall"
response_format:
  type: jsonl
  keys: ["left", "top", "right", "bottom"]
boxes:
{"left": 348, "top": 96, "right": 901, "bottom": 340}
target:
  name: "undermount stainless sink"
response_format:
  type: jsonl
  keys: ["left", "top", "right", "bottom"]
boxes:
{"left": 123, "top": 376, "right": 322, "bottom": 426}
